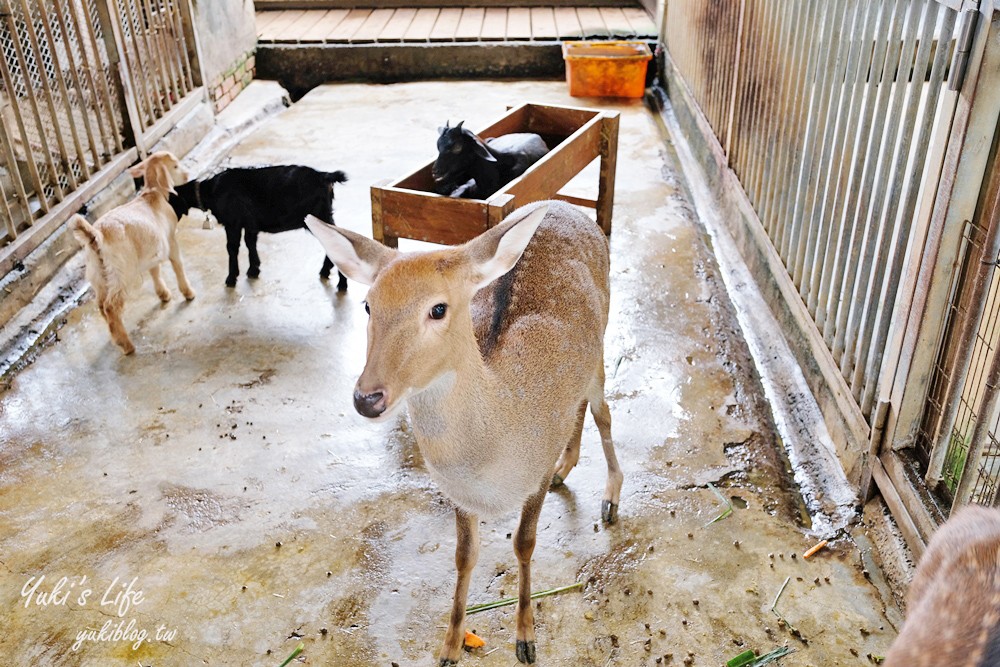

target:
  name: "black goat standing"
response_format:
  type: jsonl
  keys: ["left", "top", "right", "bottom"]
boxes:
{"left": 169, "top": 166, "right": 349, "bottom": 289}
{"left": 431, "top": 121, "right": 549, "bottom": 199}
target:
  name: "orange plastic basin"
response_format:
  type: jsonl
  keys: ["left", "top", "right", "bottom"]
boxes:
{"left": 562, "top": 41, "right": 653, "bottom": 99}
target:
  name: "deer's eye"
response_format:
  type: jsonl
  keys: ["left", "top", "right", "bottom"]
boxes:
{"left": 430, "top": 303, "right": 447, "bottom": 320}
{"left": 364, "top": 301, "right": 370, "bottom": 315}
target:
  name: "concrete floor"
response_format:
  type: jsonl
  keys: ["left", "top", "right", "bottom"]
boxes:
{"left": 0, "top": 81, "right": 900, "bottom": 666}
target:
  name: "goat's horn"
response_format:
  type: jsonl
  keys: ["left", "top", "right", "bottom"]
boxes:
{"left": 456, "top": 120, "right": 464, "bottom": 131}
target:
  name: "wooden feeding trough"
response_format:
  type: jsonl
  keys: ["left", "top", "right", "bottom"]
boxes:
{"left": 370, "top": 102, "right": 619, "bottom": 247}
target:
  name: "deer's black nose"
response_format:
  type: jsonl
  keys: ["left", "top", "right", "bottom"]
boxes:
{"left": 353, "top": 389, "right": 386, "bottom": 418}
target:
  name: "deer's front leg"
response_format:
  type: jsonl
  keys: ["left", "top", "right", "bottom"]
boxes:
{"left": 439, "top": 508, "right": 480, "bottom": 666}
{"left": 514, "top": 482, "right": 549, "bottom": 664}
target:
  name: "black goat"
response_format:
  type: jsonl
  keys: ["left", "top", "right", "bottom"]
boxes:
{"left": 169, "top": 165, "right": 348, "bottom": 289}
{"left": 431, "top": 121, "right": 548, "bottom": 199}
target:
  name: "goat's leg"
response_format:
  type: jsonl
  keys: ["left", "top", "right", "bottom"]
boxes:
{"left": 439, "top": 508, "right": 480, "bottom": 666}
{"left": 101, "top": 293, "right": 134, "bottom": 355}
{"left": 168, "top": 239, "right": 196, "bottom": 300}
{"left": 149, "top": 265, "right": 171, "bottom": 302}
{"left": 224, "top": 225, "right": 242, "bottom": 287}
{"left": 245, "top": 229, "right": 261, "bottom": 279}
{"left": 513, "top": 482, "right": 548, "bottom": 664}
{"left": 551, "top": 400, "right": 587, "bottom": 487}
{"left": 589, "top": 365, "right": 622, "bottom": 524}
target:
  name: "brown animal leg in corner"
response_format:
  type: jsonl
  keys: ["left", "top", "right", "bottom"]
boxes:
{"left": 168, "top": 238, "right": 196, "bottom": 300}
{"left": 590, "top": 365, "right": 622, "bottom": 524}
{"left": 513, "top": 481, "right": 548, "bottom": 664}
{"left": 438, "top": 509, "right": 480, "bottom": 666}
{"left": 552, "top": 400, "right": 587, "bottom": 487}
{"left": 150, "top": 265, "right": 171, "bottom": 302}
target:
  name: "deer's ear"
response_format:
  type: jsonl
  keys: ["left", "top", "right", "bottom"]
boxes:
{"left": 465, "top": 203, "right": 548, "bottom": 289}
{"left": 304, "top": 215, "right": 396, "bottom": 286}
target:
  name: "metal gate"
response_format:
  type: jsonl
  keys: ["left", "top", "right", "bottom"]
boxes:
{"left": 0, "top": 0, "right": 201, "bottom": 272}
{"left": 662, "top": 0, "right": 1000, "bottom": 555}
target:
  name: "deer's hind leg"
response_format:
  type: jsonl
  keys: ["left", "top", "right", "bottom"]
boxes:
{"left": 551, "top": 400, "right": 587, "bottom": 488}
{"left": 438, "top": 508, "right": 480, "bottom": 666}
{"left": 589, "top": 363, "right": 622, "bottom": 524}
{"left": 513, "top": 480, "right": 549, "bottom": 664}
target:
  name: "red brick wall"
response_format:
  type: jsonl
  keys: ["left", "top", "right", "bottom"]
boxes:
{"left": 209, "top": 50, "right": 256, "bottom": 113}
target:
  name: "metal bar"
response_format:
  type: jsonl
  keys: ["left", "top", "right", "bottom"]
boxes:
{"left": 722, "top": 0, "right": 747, "bottom": 159}
{"left": 729, "top": 0, "right": 759, "bottom": 183}
{"left": 141, "top": 0, "right": 179, "bottom": 110}
{"left": 789, "top": 0, "right": 845, "bottom": 288}
{"left": 758, "top": 0, "right": 801, "bottom": 236}
{"left": 126, "top": 0, "right": 165, "bottom": 120}
{"left": 0, "top": 171, "right": 15, "bottom": 239}
{"left": 751, "top": 0, "right": 793, "bottom": 214}
{"left": 775, "top": 3, "right": 820, "bottom": 260}
{"left": 0, "top": 115, "right": 32, "bottom": 231}
{"left": 744, "top": 0, "right": 780, "bottom": 210}
{"left": 96, "top": 0, "right": 145, "bottom": 153}
{"left": 830, "top": 0, "right": 901, "bottom": 366}
{"left": 860, "top": 0, "right": 947, "bottom": 415}
{"left": 161, "top": 0, "right": 191, "bottom": 91}
{"left": 15, "top": 0, "right": 76, "bottom": 194}
{"left": 818, "top": 0, "right": 882, "bottom": 339}
{"left": 35, "top": 0, "right": 91, "bottom": 182}
{"left": 50, "top": 0, "right": 103, "bottom": 171}
{"left": 70, "top": 0, "right": 124, "bottom": 155}
{"left": 151, "top": 0, "right": 184, "bottom": 104}
{"left": 802, "top": 0, "right": 859, "bottom": 310}
{"left": 844, "top": 0, "right": 923, "bottom": 397}
{"left": 2, "top": 5, "right": 60, "bottom": 208}
{"left": 0, "top": 36, "right": 40, "bottom": 223}
{"left": 115, "top": 0, "right": 154, "bottom": 127}
{"left": 735, "top": 0, "right": 774, "bottom": 198}
{"left": 825, "top": 0, "right": 895, "bottom": 346}
{"left": 954, "top": 306, "right": 1000, "bottom": 506}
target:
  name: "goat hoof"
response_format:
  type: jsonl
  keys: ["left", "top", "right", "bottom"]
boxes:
{"left": 438, "top": 658, "right": 458, "bottom": 666}
{"left": 225, "top": 277, "right": 237, "bottom": 288}
{"left": 247, "top": 268, "right": 260, "bottom": 279}
{"left": 515, "top": 640, "right": 536, "bottom": 664}
{"left": 337, "top": 279, "right": 348, "bottom": 292}
{"left": 550, "top": 473, "right": 564, "bottom": 488}
{"left": 601, "top": 500, "right": 618, "bottom": 525}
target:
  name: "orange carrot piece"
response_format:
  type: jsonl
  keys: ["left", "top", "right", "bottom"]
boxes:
{"left": 464, "top": 630, "right": 486, "bottom": 648}
{"left": 803, "top": 539, "right": 829, "bottom": 559}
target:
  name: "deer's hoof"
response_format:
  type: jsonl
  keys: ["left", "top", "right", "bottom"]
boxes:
{"left": 516, "top": 640, "right": 536, "bottom": 664}
{"left": 550, "top": 473, "right": 564, "bottom": 488}
{"left": 601, "top": 500, "right": 619, "bottom": 525}
{"left": 438, "top": 658, "right": 459, "bottom": 667}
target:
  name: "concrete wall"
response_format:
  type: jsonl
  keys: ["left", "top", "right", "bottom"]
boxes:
{"left": 190, "top": 0, "right": 258, "bottom": 112}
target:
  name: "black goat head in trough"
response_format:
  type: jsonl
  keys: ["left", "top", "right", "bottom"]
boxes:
{"left": 431, "top": 121, "right": 495, "bottom": 195}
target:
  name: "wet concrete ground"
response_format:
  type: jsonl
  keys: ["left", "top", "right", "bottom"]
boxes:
{"left": 1, "top": 81, "right": 900, "bottom": 666}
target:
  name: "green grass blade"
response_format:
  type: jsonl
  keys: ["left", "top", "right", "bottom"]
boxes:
{"left": 466, "top": 582, "right": 583, "bottom": 615}
{"left": 277, "top": 641, "right": 304, "bottom": 667}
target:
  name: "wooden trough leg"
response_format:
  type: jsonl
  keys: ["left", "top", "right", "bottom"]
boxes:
{"left": 597, "top": 112, "right": 620, "bottom": 237}
{"left": 371, "top": 180, "right": 398, "bottom": 248}
{"left": 487, "top": 194, "right": 516, "bottom": 229}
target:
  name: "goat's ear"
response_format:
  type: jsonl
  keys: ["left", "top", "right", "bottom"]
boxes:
{"left": 465, "top": 203, "right": 548, "bottom": 289}
{"left": 464, "top": 130, "right": 496, "bottom": 163}
{"left": 305, "top": 215, "right": 395, "bottom": 286}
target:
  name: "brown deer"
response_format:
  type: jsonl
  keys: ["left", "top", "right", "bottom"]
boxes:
{"left": 305, "top": 201, "right": 623, "bottom": 665}
{"left": 884, "top": 504, "right": 1000, "bottom": 667}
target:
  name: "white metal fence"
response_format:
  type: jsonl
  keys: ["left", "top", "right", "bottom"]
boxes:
{"left": 0, "top": 0, "right": 200, "bottom": 266}
{"left": 663, "top": 0, "right": 1000, "bottom": 552}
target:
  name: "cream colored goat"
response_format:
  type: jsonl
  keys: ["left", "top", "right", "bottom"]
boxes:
{"left": 72, "top": 151, "right": 194, "bottom": 355}
{"left": 884, "top": 505, "right": 1000, "bottom": 666}
{"left": 306, "top": 200, "right": 622, "bottom": 665}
